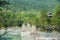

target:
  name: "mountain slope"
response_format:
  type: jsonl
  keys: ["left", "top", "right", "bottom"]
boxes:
{"left": 10, "top": 0, "right": 59, "bottom": 11}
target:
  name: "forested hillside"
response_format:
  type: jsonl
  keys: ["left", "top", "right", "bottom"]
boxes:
{"left": 10, "top": 0, "right": 59, "bottom": 11}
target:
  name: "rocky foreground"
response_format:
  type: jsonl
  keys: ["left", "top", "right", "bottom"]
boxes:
{"left": 0, "top": 24, "right": 60, "bottom": 40}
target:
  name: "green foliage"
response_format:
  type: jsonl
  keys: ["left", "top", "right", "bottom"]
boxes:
{"left": 0, "top": 0, "right": 60, "bottom": 33}
{"left": 10, "top": 0, "right": 58, "bottom": 11}
{"left": 52, "top": 4, "right": 60, "bottom": 27}
{"left": 0, "top": 0, "right": 10, "bottom": 7}
{"left": 0, "top": 8, "right": 16, "bottom": 28}
{"left": 17, "top": 20, "right": 23, "bottom": 27}
{"left": 40, "top": 9, "right": 47, "bottom": 26}
{"left": 0, "top": 9, "right": 23, "bottom": 28}
{"left": 51, "top": 4, "right": 60, "bottom": 32}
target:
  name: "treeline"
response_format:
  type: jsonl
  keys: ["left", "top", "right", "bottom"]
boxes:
{"left": 11, "top": 0, "right": 59, "bottom": 11}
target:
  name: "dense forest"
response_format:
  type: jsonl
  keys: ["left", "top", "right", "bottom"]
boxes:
{"left": 4, "top": 0, "right": 59, "bottom": 11}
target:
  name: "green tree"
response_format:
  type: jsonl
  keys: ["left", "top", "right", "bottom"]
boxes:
{"left": 0, "top": 0, "right": 10, "bottom": 6}
{"left": 0, "top": 0, "right": 11, "bottom": 38}
{"left": 52, "top": 4, "right": 60, "bottom": 32}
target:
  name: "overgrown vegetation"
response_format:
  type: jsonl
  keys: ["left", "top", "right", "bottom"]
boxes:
{"left": 0, "top": 0, "right": 60, "bottom": 38}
